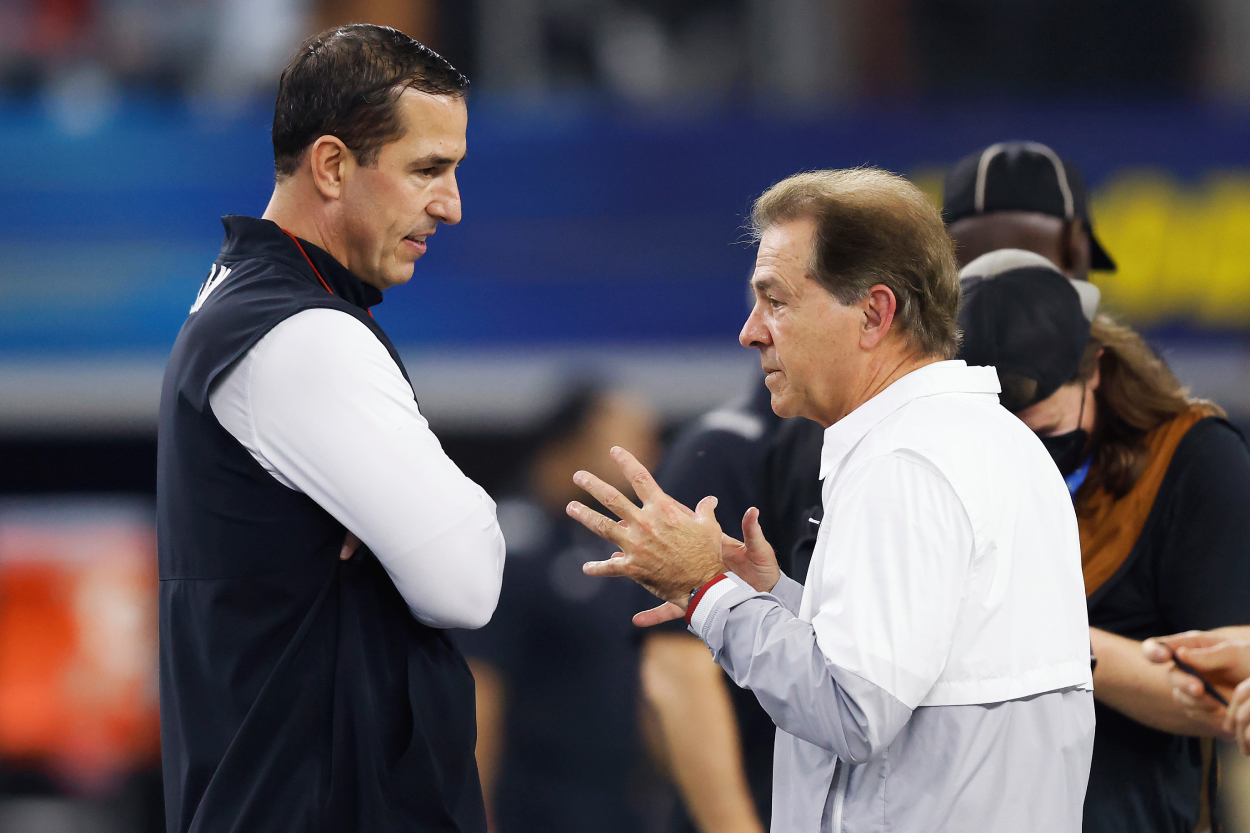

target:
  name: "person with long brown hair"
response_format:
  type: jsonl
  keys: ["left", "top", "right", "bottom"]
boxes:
{"left": 947, "top": 142, "right": 1250, "bottom": 832}
{"left": 956, "top": 244, "right": 1250, "bottom": 833}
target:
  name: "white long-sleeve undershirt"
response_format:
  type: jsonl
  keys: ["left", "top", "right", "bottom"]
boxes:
{"left": 208, "top": 307, "right": 505, "bottom": 629}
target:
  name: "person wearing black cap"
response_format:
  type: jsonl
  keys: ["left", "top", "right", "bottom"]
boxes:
{"left": 943, "top": 140, "right": 1116, "bottom": 280}
{"left": 959, "top": 247, "right": 1250, "bottom": 833}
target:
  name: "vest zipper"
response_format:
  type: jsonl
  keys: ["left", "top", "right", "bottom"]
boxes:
{"left": 831, "top": 758, "right": 850, "bottom": 832}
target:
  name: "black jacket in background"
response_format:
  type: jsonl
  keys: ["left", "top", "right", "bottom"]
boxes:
{"left": 157, "top": 216, "right": 485, "bottom": 833}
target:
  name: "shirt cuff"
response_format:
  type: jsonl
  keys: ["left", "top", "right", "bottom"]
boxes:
{"left": 686, "top": 574, "right": 731, "bottom": 628}
{"left": 687, "top": 572, "right": 761, "bottom": 647}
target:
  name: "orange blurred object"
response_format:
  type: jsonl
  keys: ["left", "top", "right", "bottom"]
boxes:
{"left": 0, "top": 500, "right": 159, "bottom": 794}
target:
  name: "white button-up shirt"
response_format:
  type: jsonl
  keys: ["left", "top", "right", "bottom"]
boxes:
{"left": 688, "top": 360, "right": 1094, "bottom": 832}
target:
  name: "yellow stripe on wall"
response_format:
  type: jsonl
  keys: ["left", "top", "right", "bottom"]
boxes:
{"left": 1094, "top": 171, "right": 1250, "bottom": 325}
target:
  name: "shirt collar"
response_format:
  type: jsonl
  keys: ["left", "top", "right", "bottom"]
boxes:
{"left": 818, "top": 360, "right": 1001, "bottom": 480}
{"left": 219, "top": 215, "right": 384, "bottom": 310}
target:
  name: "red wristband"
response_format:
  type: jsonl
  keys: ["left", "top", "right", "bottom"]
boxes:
{"left": 685, "top": 574, "right": 730, "bottom": 625}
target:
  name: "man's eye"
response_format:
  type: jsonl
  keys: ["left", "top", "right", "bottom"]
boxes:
{"left": 768, "top": 297, "right": 783, "bottom": 309}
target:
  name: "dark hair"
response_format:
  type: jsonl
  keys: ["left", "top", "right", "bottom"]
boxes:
{"left": 1075, "top": 314, "right": 1224, "bottom": 502}
{"left": 272, "top": 24, "right": 469, "bottom": 179}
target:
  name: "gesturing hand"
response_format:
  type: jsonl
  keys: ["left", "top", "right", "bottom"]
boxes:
{"left": 566, "top": 447, "right": 727, "bottom": 614}
{"left": 627, "top": 509, "right": 784, "bottom": 627}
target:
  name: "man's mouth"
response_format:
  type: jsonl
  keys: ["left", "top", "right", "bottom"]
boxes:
{"left": 403, "top": 229, "right": 435, "bottom": 255}
{"left": 761, "top": 363, "right": 784, "bottom": 389}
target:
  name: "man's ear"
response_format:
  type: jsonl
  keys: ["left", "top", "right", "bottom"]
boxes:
{"left": 307, "top": 136, "right": 351, "bottom": 200}
{"left": 1061, "top": 219, "right": 1091, "bottom": 280}
{"left": 861, "top": 285, "right": 898, "bottom": 350}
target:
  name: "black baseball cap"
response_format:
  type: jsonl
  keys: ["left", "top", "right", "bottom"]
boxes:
{"left": 943, "top": 141, "right": 1116, "bottom": 272}
{"left": 958, "top": 249, "right": 1101, "bottom": 413}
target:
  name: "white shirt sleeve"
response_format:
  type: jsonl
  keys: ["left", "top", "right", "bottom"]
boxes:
{"left": 208, "top": 307, "right": 505, "bottom": 629}
{"left": 689, "top": 451, "right": 974, "bottom": 759}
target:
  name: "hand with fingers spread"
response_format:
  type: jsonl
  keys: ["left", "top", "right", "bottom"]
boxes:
{"left": 566, "top": 446, "right": 728, "bottom": 620}
{"left": 630, "top": 513, "right": 782, "bottom": 628}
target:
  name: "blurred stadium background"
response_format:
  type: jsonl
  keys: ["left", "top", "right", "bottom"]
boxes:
{"left": 2, "top": 0, "right": 1249, "bottom": 831}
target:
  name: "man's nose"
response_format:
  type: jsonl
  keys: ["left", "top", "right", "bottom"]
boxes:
{"left": 429, "top": 172, "right": 462, "bottom": 226}
{"left": 739, "top": 304, "right": 769, "bottom": 349}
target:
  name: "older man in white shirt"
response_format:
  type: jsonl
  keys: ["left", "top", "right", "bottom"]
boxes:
{"left": 567, "top": 168, "right": 1094, "bottom": 832}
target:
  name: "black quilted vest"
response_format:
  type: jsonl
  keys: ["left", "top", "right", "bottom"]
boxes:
{"left": 156, "top": 215, "right": 485, "bottom": 833}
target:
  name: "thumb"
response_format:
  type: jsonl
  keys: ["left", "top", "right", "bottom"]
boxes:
{"left": 694, "top": 495, "right": 719, "bottom": 525}
{"left": 633, "top": 602, "right": 685, "bottom": 628}
{"left": 741, "top": 507, "right": 767, "bottom": 553}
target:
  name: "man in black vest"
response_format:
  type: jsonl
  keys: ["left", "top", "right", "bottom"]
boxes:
{"left": 157, "top": 24, "right": 505, "bottom": 833}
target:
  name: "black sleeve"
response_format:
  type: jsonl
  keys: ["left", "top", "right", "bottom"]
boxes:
{"left": 758, "top": 417, "right": 824, "bottom": 580}
{"left": 655, "top": 426, "right": 763, "bottom": 535}
{"left": 1156, "top": 418, "right": 1250, "bottom": 632}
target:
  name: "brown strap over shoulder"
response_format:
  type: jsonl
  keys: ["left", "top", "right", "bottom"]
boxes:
{"left": 1079, "top": 405, "right": 1218, "bottom": 596}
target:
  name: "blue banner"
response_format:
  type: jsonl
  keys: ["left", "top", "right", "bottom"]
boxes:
{"left": 3, "top": 99, "right": 1248, "bottom": 356}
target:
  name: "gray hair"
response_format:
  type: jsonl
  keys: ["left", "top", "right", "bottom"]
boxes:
{"left": 752, "top": 168, "right": 962, "bottom": 359}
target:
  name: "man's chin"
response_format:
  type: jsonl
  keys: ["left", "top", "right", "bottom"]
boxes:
{"left": 768, "top": 390, "right": 799, "bottom": 419}
{"left": 376, "top": 262, "right": 417, "bottom": 290}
